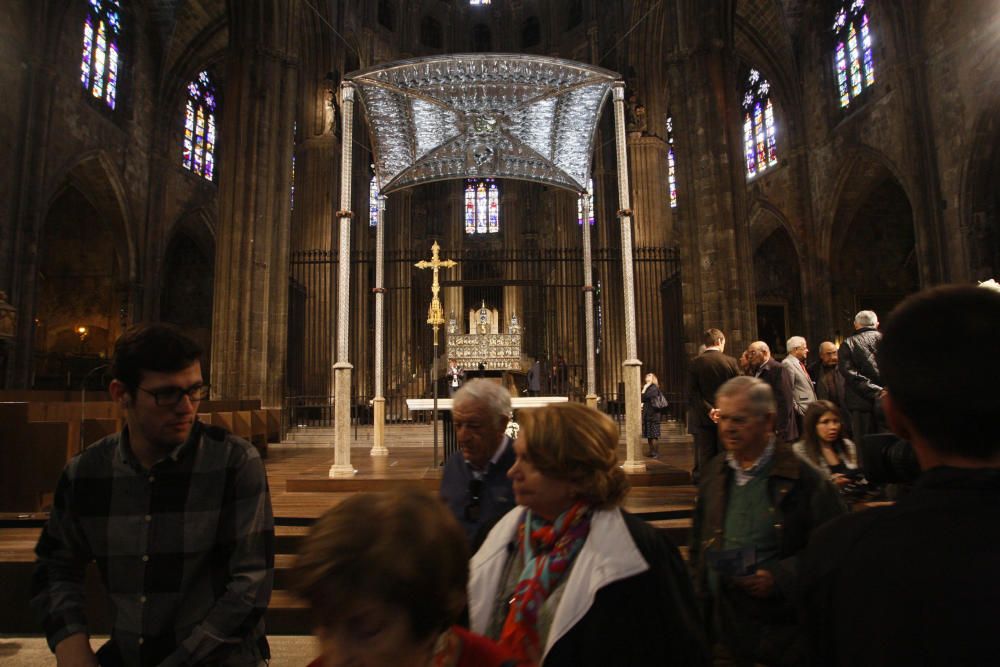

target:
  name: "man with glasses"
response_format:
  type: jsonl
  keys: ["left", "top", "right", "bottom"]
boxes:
{"left": 440, "top": 379, "right": 516, "bottom": 548}
{"left": 32, "top": 324, "right": 274, "bottom": 666}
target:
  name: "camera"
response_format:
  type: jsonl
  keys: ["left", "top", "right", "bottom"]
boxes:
{"left": 858, "top": 433, "right": 922, "bottom": 485}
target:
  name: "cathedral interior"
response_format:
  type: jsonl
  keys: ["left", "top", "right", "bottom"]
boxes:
{"left": 1, "top": 0, "right": 998, "bottom": 412}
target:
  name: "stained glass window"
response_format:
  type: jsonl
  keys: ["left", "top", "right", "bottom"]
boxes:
{"left": 666, "top": 115, "right": 677, "bottom": 208}
{"left": 833, "top": 0, "right": 875, "bottom": 108}
{"left": 464, "top": 179, "right": 499, "bottom": 234}
{"left": 369, "top": 176, "right": 380, "bottom": 226}
{"left": 742, "top": 68, "right": 778, "bottom": 178}
{"left": 290, "top": 123, "right": 296, "bottom": 211}
{"left": 182, "top": 71, "right": 217, "bottom": 181}
{"left": 80, "top": 0, "right": 122, "bottom": 109}
{"left": 577, "top": 178, "right": 595, "bottom": 226}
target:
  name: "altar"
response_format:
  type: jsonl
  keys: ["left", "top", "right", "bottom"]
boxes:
{"left": 446, "top": 302, "right": 522, "bottom": 371}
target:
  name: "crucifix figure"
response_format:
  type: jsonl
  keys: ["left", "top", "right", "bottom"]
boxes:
{"left": 414, "top": 241, "right": 457, "bottom": 466}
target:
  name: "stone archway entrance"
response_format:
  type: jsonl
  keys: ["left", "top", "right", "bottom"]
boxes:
{"left": 832, "top": 178, "right": 919, "bottom": 336}
{"left": 34, "top": 186, "right": 124, "bottom": 388}
{"left": 161, "top": 218, "right": 215, "bottom": 382}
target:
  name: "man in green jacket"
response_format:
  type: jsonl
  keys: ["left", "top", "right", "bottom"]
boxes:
{"left": 690, "top": 376, "right": 845, "bottom": 665}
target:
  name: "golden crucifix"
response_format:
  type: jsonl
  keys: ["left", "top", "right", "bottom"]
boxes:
{"left": 414, "top": 241, "right": 457, "bottom": 330}
{"left": 414, "top": 241, "right": 457, "bottom": 467}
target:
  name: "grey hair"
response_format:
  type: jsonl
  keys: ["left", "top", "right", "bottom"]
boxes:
{"left": 749, "top": 340, "right": 771, "bottom": 356}
{"left": 452, "top": 379, "right": 511, "bottom": 427}
{"left": 854, "top": 310, "right": 878, "bottom": 327}
{"left": 786, "top": 336, "right": 806, "bottom": 352}
{"left": 715, "top": 376, "right": 776, "bottom": 418}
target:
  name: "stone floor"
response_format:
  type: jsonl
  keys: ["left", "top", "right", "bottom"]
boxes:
{"left": 0, "top": 635, "right": 319, "bottom": 666}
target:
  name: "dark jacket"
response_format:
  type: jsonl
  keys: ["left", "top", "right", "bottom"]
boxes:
{"left": 687, "top": 350, "right": 742, "bottom": 432}
{"left": 798, "top": 466, "right": 1000, "bottom": 666}
{"left": 440, "top": 441, "right": 516, "bottom": 546}
{"left": 641, "top": 383, "right": 665, "bottom": 424}
{"left": 810, "top": 362, "right": 847, "bottom": 412}
{"left": 470, "top": 507, "right": 709, "bottom": 666}
{"left": 837, "top": 327, "right": 882, "bottom": 412}
{"left": 755, "top": 358, "right": 799, "bottom": 442}
{"left": 690, "top": 443, "right": 846, "bottom": 665}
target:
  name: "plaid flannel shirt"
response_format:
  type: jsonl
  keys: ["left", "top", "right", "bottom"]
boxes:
{"left": 32, "top": 421, "right": 275, "bottom": 666}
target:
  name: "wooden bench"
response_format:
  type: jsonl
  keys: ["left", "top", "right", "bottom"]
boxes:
{"left": 0, "top": 403, "right": 71, "bottom": 512}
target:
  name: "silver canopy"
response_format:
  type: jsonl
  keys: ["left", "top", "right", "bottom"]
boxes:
{"left": 346, "top": 54, "right": 619, "bottom": 194}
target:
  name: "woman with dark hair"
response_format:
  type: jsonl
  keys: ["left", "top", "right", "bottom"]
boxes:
{"left": 793, "top": 400, "right": 869, "bottom": 501}
{"left": 641, "top": 372, "right": 665, "bottom": 458}
{"left": 292, "top": 488, "right": 515, "bottom": 667}
{"left": 469, "top": 403, "right": 707, "bottom": 666}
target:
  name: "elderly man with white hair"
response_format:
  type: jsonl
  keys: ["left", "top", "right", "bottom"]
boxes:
{"left": 838, "top": 310, "right": 885, "bottom": 443}
{"left": 691, "top": 376, "right": 845, "bottom": 665}
{"left": 781, "top": 336, "right": 817, "bottom": 425}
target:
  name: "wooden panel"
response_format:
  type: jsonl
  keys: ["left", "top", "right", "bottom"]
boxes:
{"left": 233, "top": 411, "right": 252, "bottom": 439}
{"left": 264, "top": 408, "right": 281, "bottom": 441}
{"left": 210, "top": 412, "right": 235, "bottom": 433}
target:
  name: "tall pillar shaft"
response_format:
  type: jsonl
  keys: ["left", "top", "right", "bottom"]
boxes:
{"left": 581, "top": 192, "right": 598, "bottom": 408}
{"left": 330, "top": 83, "right": 356, "bottom": 477}
{"left": 211, "top": 1, "right": 300, "bottom": 407}
{"left": 612, "top": 83, "right": 645, "bottom": 474}
{"left": 371, "top": 194, "right": 388, "bottom": 456}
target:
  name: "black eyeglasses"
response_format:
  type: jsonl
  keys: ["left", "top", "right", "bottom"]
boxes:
{"left": 138, "top": 383, "right": 210, "bottom": 407}
{"left": 464, "top": 478, "right": 483, "bottom": 522}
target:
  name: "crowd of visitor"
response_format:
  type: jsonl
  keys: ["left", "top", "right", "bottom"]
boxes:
{"left": 31, "top": 283, "right": 1000, "bottom": 665}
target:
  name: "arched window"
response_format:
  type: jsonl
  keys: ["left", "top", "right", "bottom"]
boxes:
{"left": 369, "top": 176, "right": 380, "bottom": 227}
{"left": 666, "top": 115, "right": 678, "bottom": 208}
{"left": 182, "top": 71, "right": 218, "bottom": 181}
{"left": 742, "top": 68, "right": 778, "bottom": 178}
{"left": 80, "top": 0, "right": 122, "bottom": 109}
{"left": 578, "top": 178, "right": 595, "bottom": 226}
{"left": 833, "top": 0, "right": 875, "bottom": 108}
{"left": 465, "top": 179, "right": 500, "bottom": 234}
{"left": 469, "top": 0, "right": 491, "bottom": 5}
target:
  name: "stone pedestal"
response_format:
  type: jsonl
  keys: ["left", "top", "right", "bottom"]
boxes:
{"left": 370, "top": 397, "right": 388, "bottom": 456}
{"left": 621, "top": 360, "right": 646, "bottom": 474}
{"left": 329, "top": 362, "right": 355, "bottom": 477}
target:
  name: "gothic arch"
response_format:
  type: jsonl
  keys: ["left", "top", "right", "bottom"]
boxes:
{"left": 161, "top": 208, "right": 216, "bottom": 378}
{"left": 44, "top": 150, "right": 136, "bottom": 283}
{"left": 822, "top": 145, "right": 913, "bottom": 261}
{"left": 749, "top": 203, "right": 804, "bottom": 354}
{"left": 33, "top": 151, "right": 135, "bottom": 381}
{"left": 960, "top": 105, "right": 1000, "bottom": 282}
{"left": 827, "top": 152, "right": 918, "bottom": 333}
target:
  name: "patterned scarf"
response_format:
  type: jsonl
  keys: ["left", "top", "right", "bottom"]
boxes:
{"left": 498, "top": 501, "right": 593, "bottom": 665}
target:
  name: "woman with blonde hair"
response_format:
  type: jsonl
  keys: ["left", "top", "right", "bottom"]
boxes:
{"left": 469, "top": 402, "right": 707, "bottom": 666}
{"left": 641, "top": 372, "right": 666, "bottom": 457}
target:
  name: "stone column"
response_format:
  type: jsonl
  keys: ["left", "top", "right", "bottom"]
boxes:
{"left": 612, "top": 83, "right": 645, "bottom": 474}
{"left": 371, "top": 194, "right": 388, "bottom": 456}
{"left": 329, "top": 82, "right": 356, "bottom": 478}
{"left": 581, "top": 189, "right": 598, "bottom": 409}
{"left": 211, "top": 0, "right": 299, "bottom": 407}
{"left": 627, "top": 133, "right": 670, "bottom": 387}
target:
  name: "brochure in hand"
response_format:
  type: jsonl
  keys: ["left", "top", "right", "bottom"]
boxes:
{"left": 706, "top": 545, "right": 758, "bottom": 578}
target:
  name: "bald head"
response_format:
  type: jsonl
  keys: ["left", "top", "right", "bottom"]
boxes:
{"left": 747, "top": 341, "right": 770, "bottom": 370}
{"left": 819, "top": 341, "right": 838, "bottom": 368}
